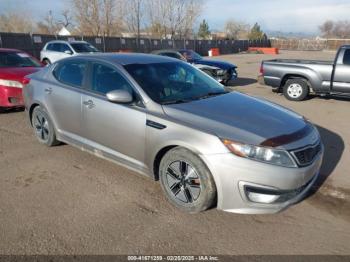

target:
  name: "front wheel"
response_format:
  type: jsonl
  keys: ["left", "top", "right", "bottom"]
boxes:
{"left": 283, "top": 78, "right": 309, "bottom": 101}
{"left": 42, "top": 58, "right": 51, "bottom": 66}
{"left": 159, "top": 147, "right": 216, "bottom": 213}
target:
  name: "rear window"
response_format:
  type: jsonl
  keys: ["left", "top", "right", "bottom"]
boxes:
{"left": 0, "top": 52, "right": 41, "bottom": 68}
{"left": 53, "top": 60, "right": 87, "bottom": 87}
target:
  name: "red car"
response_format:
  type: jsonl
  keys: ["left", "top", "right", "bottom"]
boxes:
{"left": 0, "top": 48, "right": 42, "bottom": 112}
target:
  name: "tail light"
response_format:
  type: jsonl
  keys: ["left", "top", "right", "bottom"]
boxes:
{"left": 259, "top": 63, "right": 264, "bottom": 75}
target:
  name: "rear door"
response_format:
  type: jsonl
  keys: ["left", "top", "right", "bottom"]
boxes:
{"left": 82, "top": 61, "right": 146, "bottom": 169}
{"left": 332, "top": 48, "right": 350, "bottom": 93}
{"left": 46, "top": 59, "right": 87, "bottom": 141}
{"left": 48, "top": 43, "right": 63, "bottom": 63}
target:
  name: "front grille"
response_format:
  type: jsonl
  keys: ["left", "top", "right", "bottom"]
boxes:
{"left": 291, "top": 142, "right": 322, "bottom": 166}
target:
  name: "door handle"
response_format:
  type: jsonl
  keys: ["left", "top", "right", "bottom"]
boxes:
{"left": 83, "top": 100, "right": 95, "bottom": 109}
{"left": 44, "top": 87, "right": 52, "bottom": 94}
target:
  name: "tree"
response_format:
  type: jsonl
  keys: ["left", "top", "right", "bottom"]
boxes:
{"left": 248, "top": 22, "right": 265, "bottom": 40}
{"left": 123, "top": 0, "right": 144, "bottom": 40}
{"left": 198, "top": 19, "right": 210, "bottom": 39}
{"left": 318, "top": 20, "right": 350, "bottom": 39}
{"left": 57, "top": 10, "right": 73, "bottom": 28}
{"left": 319, "top": 20, "right": 334, "bottom": 38}
{"left": 35, "top": 10, "right": 74, "bottom": 34}
{"left": 224, "top": 19, "right": 250, "bottom": 40}
{"left": 333, "top": 20, "right": 350, "bottom": 39}
{"left": 0, "top": 12, "right": 34, "bottom": 33}
{"left": 36, "top": 10, "right": 59, "bottom": 34}
{"left": 146, "top": 0, "right": 203, "bottom": 39}
{"left": 71, "top": 0, "right": 123, "bottom": 36}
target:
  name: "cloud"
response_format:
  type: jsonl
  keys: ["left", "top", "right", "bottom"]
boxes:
{"left": 201, "top": 0, "right": 350, "bottom": 33}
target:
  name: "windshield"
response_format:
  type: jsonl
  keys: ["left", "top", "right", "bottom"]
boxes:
{"left": 180, "top": 50, "right": 202, "bottom": 61}
{"left": 70, "top": 43, "right": 99, "bottom": 53}
{"left": 124, "top": 62, "right": 226, "bottom": 104}
{"left": 0, "top": 52, "right": 41, "bottom": 68}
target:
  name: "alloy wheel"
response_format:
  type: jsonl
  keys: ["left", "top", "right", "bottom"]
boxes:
{"left": 166, "top": 160, "right": 201, "bottom": 203}
{"left": 33, "top": 111, "right": 50, "bottom": 142}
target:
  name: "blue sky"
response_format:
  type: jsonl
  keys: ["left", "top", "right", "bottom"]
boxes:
{"left": 1, "top": 0, "right": 350, "bottom": 33}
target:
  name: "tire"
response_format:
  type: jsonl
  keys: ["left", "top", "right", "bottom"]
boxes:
{"left": 159, "top": 147, "right": 216, "bottom": 213}
{"left": 31, "top": 106, "right": 60, "bottom": 146}
{"left": 283, "top": 78, "right": 309, "bottom": 101}
{"left": 42, "top": 58, "right": 51, "bottom": 65}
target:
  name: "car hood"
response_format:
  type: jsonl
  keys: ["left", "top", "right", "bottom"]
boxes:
{"left": 162, "top": 92, "right": 313, "bottom": 149}
{"left": 192, "top": 59, "right": 237, "bottom": 70}
{"left": 0, "top": 67, "right": 42, "bottom": 81}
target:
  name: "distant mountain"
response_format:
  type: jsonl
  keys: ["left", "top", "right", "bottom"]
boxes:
{"left": 265, "top": 30, "right": 318, "bottom": 39}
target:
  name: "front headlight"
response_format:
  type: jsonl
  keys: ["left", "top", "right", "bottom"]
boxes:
{"left": 216, "top": 69, "right": 226, "bottom": 75}
{"left": 0, "top": 79, "right": 24, "bottom": 88}
{"left": 222, "top": 139, "right": 297, "bottom": 168}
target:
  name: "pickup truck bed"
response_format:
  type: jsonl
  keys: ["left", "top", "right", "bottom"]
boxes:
{"left": 267, "top": 59, "right": 333, "bottom": 65}
{"left": 260, "top": 45, "right": 350, "bottom": 101}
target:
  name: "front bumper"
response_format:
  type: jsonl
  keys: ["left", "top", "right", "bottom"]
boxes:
{"left": 0, "top": 86, "right": 24, "bottom": 108}
{"left": 214, "top": 69, "right": 237, "bottom": 83}
{"left": 257, "top": 75, "right": 265, "bottom": 85}
{"left": 201, "top": 148, "right": 323, "bottom": 214}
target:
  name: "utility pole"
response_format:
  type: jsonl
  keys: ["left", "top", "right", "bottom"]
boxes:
{"left": 137, "top": 0, "right": 141, "bottom": 52}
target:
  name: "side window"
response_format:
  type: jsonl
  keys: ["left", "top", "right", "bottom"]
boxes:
{"left": 53, "top": 61, "right": 87, "bottom": 87}
{"left": 52, "top": 43, "right": 61, "bottom": 52}
{"left": 60, "top": 44, "right": 72, "bottom": 53}
{"left": 343, "top": 49, "right": 350, "bottom": 65}
{"left": 46, "top": 43, "right": 53, "bottom": 51}
{"left": 91, "top": 63, "right": 133, "bottom": 95}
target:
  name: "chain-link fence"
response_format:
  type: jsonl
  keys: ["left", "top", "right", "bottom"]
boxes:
{"left": 0, "top": 32, "right": 271, "bottom": 59}
{"left": 271, "top": 39, "right": 350, "bottom": 51}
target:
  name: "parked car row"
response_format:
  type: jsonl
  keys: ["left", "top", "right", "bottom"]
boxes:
{"left": 0, "top": 43, "right": 324, "bottom": 215}
{"left": 1, "top": 40, "right": 238, "bottom": 112}
{"left": 152, "top": 49, "right": 238, "bottom": 85}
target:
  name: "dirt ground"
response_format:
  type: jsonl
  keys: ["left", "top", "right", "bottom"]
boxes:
{"left": 0, "top": 50, "right": 349, "bottom": 255}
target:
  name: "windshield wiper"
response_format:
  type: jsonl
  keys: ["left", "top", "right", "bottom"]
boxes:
{"left": 162, "top": 99, "right": 192, "bottom": 105}
{"left": 194, "top": 91, "right": 229, "bottom": 100}
{"left": 162, "top": 91, "right": 229, "bottom": 105}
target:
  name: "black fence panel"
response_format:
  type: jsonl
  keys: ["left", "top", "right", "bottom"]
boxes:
{"left": 0, "top": 32, "right": 271, "bottom": 59}
{"left": 0, "top": 32, "right": 34, "bottom": 55}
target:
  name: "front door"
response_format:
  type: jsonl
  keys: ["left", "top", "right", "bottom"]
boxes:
{"left": 82, "top": 62, "right": 146, "bottom": 170}
{"left": 333, "top": 48, "right": 350, "bottom": 93}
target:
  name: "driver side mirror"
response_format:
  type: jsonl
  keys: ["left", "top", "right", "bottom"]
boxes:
{"left": 106, "top": 89, "right": 133, "bottom": 104}
{"left": 64, "top": 50, "right": 73, "bottom": 55}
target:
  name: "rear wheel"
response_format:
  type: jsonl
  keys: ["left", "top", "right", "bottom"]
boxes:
{"left": 31, "top": 106, "right": 59, "bottom": 146}
{"left": 283, "top": 78, "right": 309, "bottom": 101}
{"left": 159, "top": 147, "right": 216, "bottom": 213}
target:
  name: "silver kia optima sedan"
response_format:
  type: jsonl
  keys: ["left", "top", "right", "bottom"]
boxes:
{"left": 23, "top": 54, "right": 323, "bottom": 214}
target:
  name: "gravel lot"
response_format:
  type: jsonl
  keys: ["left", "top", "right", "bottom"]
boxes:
{"left": 0, "top": 50, "right": 349, "bottom": 255}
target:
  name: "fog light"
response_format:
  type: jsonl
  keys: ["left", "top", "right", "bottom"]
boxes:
{"left": 8, "top": 97, "right": 19, "bottom": 104}
{"left": 245, "top": 187, "right": 280, "bottom": 204}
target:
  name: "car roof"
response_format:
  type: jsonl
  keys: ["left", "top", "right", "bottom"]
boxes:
{"left": 64, "top": 53, "right": 180, "bottom": 65}
{"left": 46, "top": 40, "right": 88, "bottom": 45}
{"left": 152, "top": 49, "right": 182, "bottom": 54}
